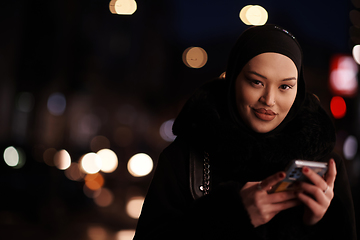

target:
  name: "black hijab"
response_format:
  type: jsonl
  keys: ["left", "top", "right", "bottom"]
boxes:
{"left": 225, "top": 24, "right": 306, "bottom": 136}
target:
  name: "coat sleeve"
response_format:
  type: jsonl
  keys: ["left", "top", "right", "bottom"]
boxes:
{"left": 133, "top": 137, "right": 260, "bottom": 240}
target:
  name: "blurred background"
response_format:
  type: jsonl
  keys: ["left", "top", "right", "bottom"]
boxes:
{"left": 0, "top": 0, "right": 359, "bottom": 239}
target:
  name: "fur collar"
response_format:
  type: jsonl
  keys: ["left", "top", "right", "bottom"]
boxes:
{"left": 173, "top": 79, "right": 336, "bottom": 182}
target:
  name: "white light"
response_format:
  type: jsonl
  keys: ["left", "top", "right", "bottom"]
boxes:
{"left": 97, "top": 149, "right": 118, "bottom": 173}
{"left": 126, "top": 196, "right": 144, "bottom": 219}
{"left": 114, "top": 0, "right": 137, "bottom": 15}
{"left": 116, "top": 230, "right": 136, "bottom": 240}
{"left": 127, "top": 153, "right": 153, "bottom": 177}
{"left": 54, "top": 150, "right": 71, "bottom": 170}
{"left": 239, "top": 5, "right": 252, "bottom": 25}
{"left": 344, "top": 135, "right": 358, "bottom": 160}
{"left": 159, "top": 119, "right": 176, "bottom": 142}
{"left": 240, "top": 5, "right": 268, "bottom": 26}
{"left": 47, "top": 92, "right": 66, "bottom": 116}
{"left": 3, "top": 146, "right": 19, "bottom": 167}
{"left": 81, "top": 153, "right": 102, "bottom": 174}
{"left": 330, "top": 56, "right": 358, "bottom": 96}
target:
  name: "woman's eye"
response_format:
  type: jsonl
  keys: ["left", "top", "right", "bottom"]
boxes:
{"left": 280, "top": 84, "right": 292, "bottom": 90}
{"left": 251, "top": 80, "right": 263, "bottom": 86}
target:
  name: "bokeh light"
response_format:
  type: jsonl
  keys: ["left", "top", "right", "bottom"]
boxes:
{"left": 159, "top": 119, "right": 176, "bottom": 142}
{"left": 240, "top": 5, "right": 268, "bottom": 26}
{"left": 330, "top": 55, "right": 358, "bottom": 97}
{"left": 54, "top": 149, "right": 71, "bottom": 170}
{"left": 109, "top": 0, "right": 116, "bottom": 14}
{"left": 83, "top": 185, "right": 102, "bottom": 199}
{"left": 90, "top": 135, "right": 111, "bottom": 152}
{"left": 219, "top": 72, "right": 226, "bottom": 79}
{"left": 97, "top": 149, "right": 118, "bottom": 173}
{"left": 330, "top": 96, "right": 347, "bottom": 119}
{"left": 114, "top": 0, "right": 137, "bottom": 15}
{"left": 116, "top": 230, "right": 136, "bottom": 240}
{"left": 17, "top": 92, "right": 34, "bottom": 113}
{"left": 182, "top": 47, "right": 208, "bottom": 68}
{"left": 344, "top": 135, "right": 358, "bottom": 160}
{"left": 85, "top": 173, "right": 105, "bottom": 191}
{"left": 94, "top": 188, "right": 114, "bottom": 207}
{"left": 127, "top": 153, "right": 153, "bottom": 177}
{"left": 239, "top": 5, "right": 252, "bottom": 25}
{"left": 126, "top": 196, "right": 144, "bottom": 219}
{"left": 87, "top": 226, "right": 107, "bottom": 240}
{"left": 43, "top": 148, "right": 57, "bottom": 166}
{"left": 81, "top": 153, "right": 102, "bottom": 174}
{"left": 3, "top": 146, "right": 25, "bottom": 169}
{"left": 352, "top": 45, "right": 360, "bottom": 64}
{"left": 3, "top": 146, "right": 19, "bottom": 167}
{"left": 47, "top": 92, "right": 66, "bottom": 116}
{"left": 65, "top": 162, "right": 85, "bottom": 181}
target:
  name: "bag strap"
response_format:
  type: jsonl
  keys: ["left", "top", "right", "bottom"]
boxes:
{"left": 189, "top": 148, "right": 210, "bottom": 200}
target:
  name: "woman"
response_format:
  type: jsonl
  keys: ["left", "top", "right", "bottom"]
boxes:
{"left": 133, "top": 24, "right": 357, "bottom": 239}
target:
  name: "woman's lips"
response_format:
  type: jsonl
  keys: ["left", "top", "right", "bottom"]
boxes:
{"left": 253, "top": 108, "right": 277, "bottom": 121}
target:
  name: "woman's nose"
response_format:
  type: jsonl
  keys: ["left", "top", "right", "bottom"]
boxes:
{"left": 259, "top": 89, "right": 275, "bottom": 107}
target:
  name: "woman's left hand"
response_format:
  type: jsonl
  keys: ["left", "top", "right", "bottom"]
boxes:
{"left": 296, "top": 158, "right": 337, "bottom": 225}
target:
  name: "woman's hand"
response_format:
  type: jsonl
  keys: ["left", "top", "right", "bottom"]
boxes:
{"left": 296, "top": 159, "right": 337, "bottom": 225}
{"left": 240, "top": 172, "right": 301, "bottom": 228}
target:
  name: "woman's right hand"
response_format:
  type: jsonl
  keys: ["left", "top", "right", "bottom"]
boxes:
{"left": 240, "top": 172, "right": 301, "bottom": 228}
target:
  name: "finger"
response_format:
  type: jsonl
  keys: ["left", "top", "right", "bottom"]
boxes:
{"left": 302, "top": 166, "right": 328, "bottom": 191}
{"left": 325, "top": 159, "right": 337, "bottom": 188}
{"left": 267, "top": 190, "right": 298, "bottom": 204}
{"left": 271, "top": 199, "right": 302, "bottom": 212}
{"left": 260, "top": 172, "right": 286, "bottom": 191}
{"left": 297, "top": 182, "right": 331, "bottom": 205}
{"left": 297, "top": 192, "right": 327, "bottom": 218}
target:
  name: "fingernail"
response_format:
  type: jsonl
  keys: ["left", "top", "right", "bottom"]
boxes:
{"left": 278, "top": 172, "right": 285, "bottom": 178}
{"left": 303, "top": 167, "right": 309, "bottom": 173}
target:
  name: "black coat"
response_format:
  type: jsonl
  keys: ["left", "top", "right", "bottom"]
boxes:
{"left": 134, "top": 79, "right": 357, "bottom": 240}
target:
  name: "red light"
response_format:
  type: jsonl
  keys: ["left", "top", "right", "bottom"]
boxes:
{"left": 330, "top": 96, "right": 346, "bottom": 119}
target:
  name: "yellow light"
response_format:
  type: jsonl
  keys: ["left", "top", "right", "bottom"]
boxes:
{"left": 109, "top": 0, "right": 116, "bottom": 14}
{"left": 85, "top": 173, "right": 105, "bottom": 190}
{"left": 94, "top": 188, "right": 114, "bottom": 207}
{"left": 239, "top": 5, "right": 268, "bottom": 26}
{"left": 81, "top": 153, "right": 102, "bottom": 174}
{"left": 54, "top": 149, "right": 71, "bottom": 170}
{"left": 219, "top": 72, "right": 226, "bottom": 79}
{"left": 116, "top": 230, "right": 136, "bottom": 240}
{"left": 114, "top": 0, "right": 137, "bottom": 15}
{"left": 127, "top": 153, "right": 153, "bottom": 177}
{"left": 97, "top": 149, "right": 118, "bottom": 173}
{"left": 182, "top": 47, "right": 208, "bottom": 68}
{"left": 126, "top": 196, "right": 144, "bottom": 219}
{"left": 239, "top": 5, "right": 252, "bottom": 25}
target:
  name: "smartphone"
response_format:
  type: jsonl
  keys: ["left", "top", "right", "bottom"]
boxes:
{"left": 268, "top": 160, "right": 328, "bottom": 193}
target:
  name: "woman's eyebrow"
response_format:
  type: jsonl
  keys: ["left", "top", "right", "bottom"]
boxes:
{"left": 248, "top": 71, "right": 297, "bottom": 81}
{"left": 248, "top": 71, "right": 267, "bottom": 79}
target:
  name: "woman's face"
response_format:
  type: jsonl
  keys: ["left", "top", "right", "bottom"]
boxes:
{"left": 235, "top": 52, "right": 298, "bottom": 133}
